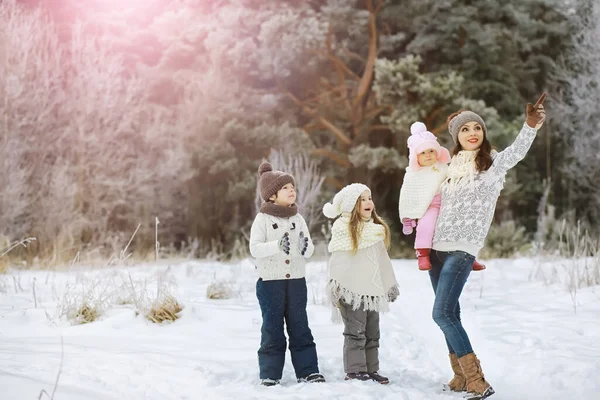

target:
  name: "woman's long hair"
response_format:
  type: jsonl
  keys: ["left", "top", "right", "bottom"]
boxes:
{"left": 348, "top": 199, "right": 391, "bottom": 253}
{"left": 447, "top": 110, "right": 493, "bottom": 172}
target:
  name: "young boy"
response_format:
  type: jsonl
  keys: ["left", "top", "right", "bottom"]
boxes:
{"left": 249, "top": 161, "right": 325, "bottom": 386}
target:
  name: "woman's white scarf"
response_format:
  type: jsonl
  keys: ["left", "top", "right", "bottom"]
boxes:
{"left": 445, "top": 149, "right": 478, "bottom": 192}
{"left": 327, "top": 216, "right": 398, "bottom": 320}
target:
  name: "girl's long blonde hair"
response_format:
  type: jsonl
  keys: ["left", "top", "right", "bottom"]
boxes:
{"left": 349, "top": 198, "right": 391, "bottom": 253}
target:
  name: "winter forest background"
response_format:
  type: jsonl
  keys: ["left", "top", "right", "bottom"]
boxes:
{"left": 1, "top": 0, "right": 600, "bottom": 267}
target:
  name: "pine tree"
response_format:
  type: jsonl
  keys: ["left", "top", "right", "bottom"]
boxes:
{"left": 385, "top": 0, "right": 570, "bottom": 117}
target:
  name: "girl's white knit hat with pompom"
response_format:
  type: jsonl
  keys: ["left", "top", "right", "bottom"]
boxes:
{"left": 323, "top": 183, "right": 371, "bottom": 219}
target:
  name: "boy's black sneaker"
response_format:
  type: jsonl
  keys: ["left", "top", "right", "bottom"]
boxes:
{"left": 297, "top": 373, "right": 326, "bottom": 383}
{"left": 260, "top": 378, "right": 280, "bottom": 387}
{"left": 369, "top": 371, "right": 390, "bottom": 384}
{"left": 344, "top": 372, "right": 371, "bottom": 381}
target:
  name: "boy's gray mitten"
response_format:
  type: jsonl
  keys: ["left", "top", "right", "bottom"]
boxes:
{"left": 278, "top": 232, "right": 290, "bottom": 255}
{"left": 388, "top": 285, "right": 399, "bottom": 303}
{"left": 298, "top": 231, "right": 309, "bottom": 256}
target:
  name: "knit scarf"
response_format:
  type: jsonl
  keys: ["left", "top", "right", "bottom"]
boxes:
{"left": 445, "top": 150, "right": 478, "bottom": 192}
{"left": 327, "top": 214, "right": 386, "bottom": 253}
{"left": 259, "top": 202, "right": 298, "bottom": 218}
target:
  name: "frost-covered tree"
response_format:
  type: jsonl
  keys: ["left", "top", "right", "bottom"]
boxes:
{"left": 0, "top": 1, "right": 191, "bottom": 260}
{"left": 4, "top": 0, "right": 575, "bottom": 259}
{"left": 386, "top": 0, "right": 571, "bottom": 117}
{"left": 145, "top": 1, "right": 330, "bottom": 249}
{"left": 375, "top": 0, "right": 572, "bottom": 233}
{"left": 8, "top": 0, "right": 334, "bottom": 255}
{"left": 279, "top": 0, "right": 407, "bottom": 192}
{"left": 552, "top": 0, "right": 600, "bottom": 224}
{"left": 374, "top": 55, "right": 522, "bottom": 152}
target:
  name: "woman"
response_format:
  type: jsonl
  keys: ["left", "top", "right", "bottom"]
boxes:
{"left": 429, "top": 94, "right": 547, "bottom": 399}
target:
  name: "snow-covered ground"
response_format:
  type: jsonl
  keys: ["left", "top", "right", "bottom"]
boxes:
{"left": 1, "top": 257, "right": 599, "bottom": 400}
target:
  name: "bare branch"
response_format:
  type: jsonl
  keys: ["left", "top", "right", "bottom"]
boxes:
{"left": 312, "top": 148, "right": 351, "bottom": 167}
{"left": 367, "top": 124, "right": 391, "bottom": 132}
{"left": 308, "top": 49, "right": 361, "bottom": 81}
{"left": 342, "top": 47, "right": 366, "bottom": 63}
{"left": 316, "top": 117, "right": 352, "bottom": 145}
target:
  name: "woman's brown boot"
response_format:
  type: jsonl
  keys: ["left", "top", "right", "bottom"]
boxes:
{"left": 446, "top": 353, "right": 466, "bottom": 392}
{"left": 457, "top": 353, "right": 495, "bottom": 399}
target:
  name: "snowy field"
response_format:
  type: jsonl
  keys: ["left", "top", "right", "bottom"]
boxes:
{"left": 1, "top": 257, "right": 599, "bottom": 400}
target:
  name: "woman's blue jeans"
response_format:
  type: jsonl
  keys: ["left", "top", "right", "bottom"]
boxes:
{"left": 429, "top": 249, "right": 475, "bottom": 357}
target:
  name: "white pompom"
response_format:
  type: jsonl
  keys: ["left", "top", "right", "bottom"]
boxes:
{"left": 323, "top": 202, "right": 338, "bottom": 219}
{"left": 410, "top": 121, "right": 427, "bottom": 135}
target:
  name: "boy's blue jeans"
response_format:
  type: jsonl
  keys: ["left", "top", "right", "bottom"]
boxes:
{"left": 256, "top": 277, "right": 319, "bottom": 380}
{"left": 429, "top": 250, "right": 475, "bottom": 357}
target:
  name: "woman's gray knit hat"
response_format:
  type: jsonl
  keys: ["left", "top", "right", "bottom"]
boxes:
{"left": 448, "top": 111, "right": 487, "bottom": 143}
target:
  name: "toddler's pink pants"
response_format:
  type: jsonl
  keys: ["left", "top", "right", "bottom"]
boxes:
{"left": 414, "top": 194, "right": 441, "bottom": 249}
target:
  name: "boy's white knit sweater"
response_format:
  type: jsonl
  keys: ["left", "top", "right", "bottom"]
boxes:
{"left": 249, "top": 213, "right": 314, "bottom": 281}
{"left": 398, "top": 162, "right": 448, "bottom": 220}
{"left": 432, "top": 123, "right": 538, "bottom": 257}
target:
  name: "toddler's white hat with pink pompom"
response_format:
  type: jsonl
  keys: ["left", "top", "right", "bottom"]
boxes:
{"left": 407, "top": 122, "right": 451, "bottom": 170}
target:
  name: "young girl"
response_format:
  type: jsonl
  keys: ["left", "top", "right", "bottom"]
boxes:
{"left": 429, "top": 93, "right": 547, "bottom": 399}
{"left": 323, "top": 183, "right": 399, "bottom": 384}
{"left": 249, "top": 162, "right": 326, "bottom": 387}
{"left": 399, "top": 122, "right": 486, "bottom": 272}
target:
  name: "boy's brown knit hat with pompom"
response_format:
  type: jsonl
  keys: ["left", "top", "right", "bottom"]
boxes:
{"left": 258, "top": 162, "right": 295, "bottom": 202}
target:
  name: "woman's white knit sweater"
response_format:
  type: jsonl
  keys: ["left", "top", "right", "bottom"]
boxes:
{"left": 432, "top": 123, "right": 538, "bottom": 257}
